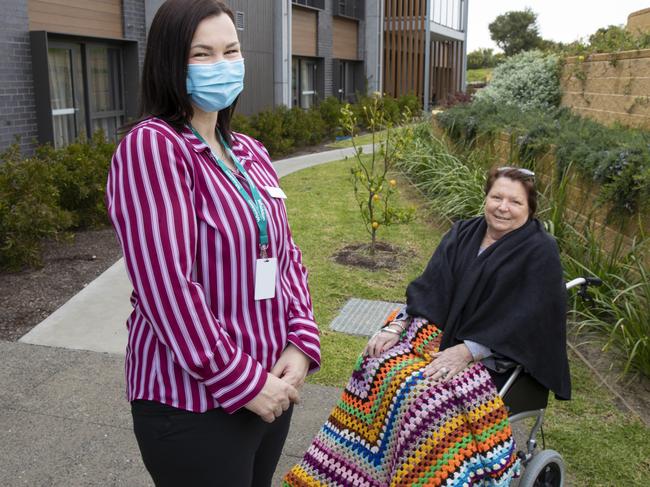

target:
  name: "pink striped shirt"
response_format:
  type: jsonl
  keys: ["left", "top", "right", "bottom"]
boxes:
{"left": 106, "top": 118, "right": 321, "bottom": 413}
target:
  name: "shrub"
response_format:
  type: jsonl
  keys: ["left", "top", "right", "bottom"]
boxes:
{"left": 234, "top": 94, "right": 419, "bottom": 158}
{"left": 249, "top": 106, "right": 294, "bottom": 157}
{"left": 281, "top": 107, "right": 327, "bottom": 148}
{"left": 438, "top": 91, "right": 473, "bottom": 109}
{"left": 304, "top": 107, "right": 328, "bottom": 145}
{"left": 0, "top": 144, "right": 72, "bottom": 270}
{"left": 231, "top": 113, "right": 259, "bottom": 140}
{"left": 318, "top": 97, "right": 344, "bottom": 137}
{"left": 37, "top": 131, "right": 114, "bottom": 229}
{"left": 397, "top": 93, "right": 421, "bottom": 117}
{"left": 467, "top": 48, "right": 499, "bottom": 69}
{"left": 436, "top": 100, "right": 650, "bottom": 215}
{"left": 474, "top": 50, "right": 561, "bottom": 112}
{"left": 549, "top": 25, "right": 650, "bottom": 57}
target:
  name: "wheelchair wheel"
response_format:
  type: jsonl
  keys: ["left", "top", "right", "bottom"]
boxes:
{"left": 519, "top": 449, "right": 565, "bottom": 487}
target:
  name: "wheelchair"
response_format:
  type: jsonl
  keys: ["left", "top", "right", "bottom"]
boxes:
{"left": 496, "top": 276, "right": 602, "bottom": 487}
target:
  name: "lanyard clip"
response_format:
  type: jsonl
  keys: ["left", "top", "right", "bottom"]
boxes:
{"left": 260, "top": 244, "right": 268, "bottom": 259}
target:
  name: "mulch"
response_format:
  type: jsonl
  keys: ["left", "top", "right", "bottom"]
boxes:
{"left": 0, "top": 228, "right": 122, "bottom": 341}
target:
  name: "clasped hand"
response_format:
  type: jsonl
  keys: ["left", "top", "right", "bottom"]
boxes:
{"left": 244, "top": 344, "right": 311, "bottom": 423}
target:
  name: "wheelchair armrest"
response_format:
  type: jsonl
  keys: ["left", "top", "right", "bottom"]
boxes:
{"left": 500, "top": 370, "right": 549, "bottom": 416}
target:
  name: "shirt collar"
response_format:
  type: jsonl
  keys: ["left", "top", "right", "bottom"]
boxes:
{"left": 180, "top": 125, "right": 208, "bottom": 153}
{"left": 180, "top": 126, "right": 253, "bottom": 170}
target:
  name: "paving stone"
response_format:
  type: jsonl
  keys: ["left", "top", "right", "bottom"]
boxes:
{"left": 329, "top": 298, "right": 403, "bottom": 337}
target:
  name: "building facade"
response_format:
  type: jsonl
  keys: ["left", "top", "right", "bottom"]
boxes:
{"left": 383, "top": 0, "right": 468, "bottom": 110}
{"left": 1, "top": 0, "right": 146, "bottom": 153}
{"left": 0, "top": 0, "right": 466, "bottom": 154}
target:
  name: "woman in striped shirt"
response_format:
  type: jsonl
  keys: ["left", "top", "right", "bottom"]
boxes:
{"left": 105, "top": 1, "right": 320, "bottom": 485}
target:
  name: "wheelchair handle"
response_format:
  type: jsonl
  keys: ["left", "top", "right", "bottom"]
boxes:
{"left": 565, "top": 276, "right": 602, "bottom": 291}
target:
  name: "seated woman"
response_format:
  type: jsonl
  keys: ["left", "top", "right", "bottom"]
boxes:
{"left": 283, "top": 167, "right": 571, "bottom": 487}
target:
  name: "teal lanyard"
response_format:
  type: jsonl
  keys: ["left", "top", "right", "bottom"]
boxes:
{"left": 189, "top": 126, "right": 269, "bottom": 255}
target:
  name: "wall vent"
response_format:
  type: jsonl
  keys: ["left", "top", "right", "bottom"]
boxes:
{"left": 235, "top": 11, "right": 245, "bottom": 31}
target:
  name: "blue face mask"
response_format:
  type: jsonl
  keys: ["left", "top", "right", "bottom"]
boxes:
{"left": 186, "top": 58, "right": 245, "bottom": 112}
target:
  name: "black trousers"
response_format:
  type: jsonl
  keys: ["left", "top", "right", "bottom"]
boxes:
{"left": 131, "top": 400, "right": 293, "bottom": 487}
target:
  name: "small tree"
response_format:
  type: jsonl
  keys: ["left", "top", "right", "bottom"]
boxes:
{"left": 488, "top": 9, "right": 542, "bottom": 56}
{"left": 340, "top": 94, "right": 414, "bottom": 255}
{"left": 467, "top": 48, "right": 498, "bottom": 69}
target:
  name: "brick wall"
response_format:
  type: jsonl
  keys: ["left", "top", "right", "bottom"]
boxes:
{"left": 0, "top": 0, "right": 38, "bottom": 154}
{"left": 561, "top": 49, "right": 650, "bottom": 130}
{"left": 123, "top": 0, "right": 147, "bottom": 70}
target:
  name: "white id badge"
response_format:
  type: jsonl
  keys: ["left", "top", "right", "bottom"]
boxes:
{"left": 254, "top": 257, "right": 277, "bottom": 300}
{"left": 265, "top": 186, "right": 287, "bottom": 199}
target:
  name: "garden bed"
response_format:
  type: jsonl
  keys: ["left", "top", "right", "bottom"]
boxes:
{"left": 0, "top": 228, "right": 122, "bottom": 341}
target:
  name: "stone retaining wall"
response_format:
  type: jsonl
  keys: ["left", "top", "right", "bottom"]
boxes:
{"left": 561, "top": 49, "right": 650, "bottom": 129}
{"left": 431, "top": 122, "right": 649, "bottom": 256}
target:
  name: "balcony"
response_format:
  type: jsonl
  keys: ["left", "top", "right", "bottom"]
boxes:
{"left": 333, "top": 0, "right": 364, "bottom": 20}
{"left": 292, "top": 0, "right": 325, "bottom": 10}
{"left": 431, "top": 0, "right": 465, "bottom": 32}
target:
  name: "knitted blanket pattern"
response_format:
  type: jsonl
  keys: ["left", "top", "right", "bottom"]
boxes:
{"left": 283, "top": 319, "right": 521, "bottom": 486}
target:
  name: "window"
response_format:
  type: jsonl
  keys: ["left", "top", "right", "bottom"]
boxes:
{"left": 87, "top": 46, "right": 125, "bottom": 143}
{"left": 31, "top": 32, "right": 137, "bottom": 149}
{"left": 38, "top": 37, "right": 127, "bottom": 148}
{"left": 292, "top": 57, "right": 319, "bottom": 109}
{"left": 335, "top": 60, "right": 362, "bottom": 103}
{"left": 47, "top": 44, "right": 86, "bottom": 148}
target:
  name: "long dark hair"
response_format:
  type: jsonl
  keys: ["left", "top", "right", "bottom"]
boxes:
{"left": 126, "top": 0, "right": 238, "bottom": 143}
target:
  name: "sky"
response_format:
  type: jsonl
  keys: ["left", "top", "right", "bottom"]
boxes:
{"left": 467, "top": 1, "right": 650, "bottom": 52}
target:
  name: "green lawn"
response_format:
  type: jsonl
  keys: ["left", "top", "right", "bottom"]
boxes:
{"left": 281, "top": 157, "right": 650, "bottom": 486}
{"left": 467, "top": 67, "right": 493, "bottom": 83}
{"left": 281, "top": 157, "right": 441, "bottom": 385}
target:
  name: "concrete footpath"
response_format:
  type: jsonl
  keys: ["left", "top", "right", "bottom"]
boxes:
{"left": 1, "top": 144, "right": 372, "bottom": 486}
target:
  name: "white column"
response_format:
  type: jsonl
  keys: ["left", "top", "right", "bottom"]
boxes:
{"left": 461, "top": 0, "right": 469, "bottom": 91}
{"left": 274, "top": 0, "right": 292, "bottom": 107}
{"left": 423, "top": 0, "right": 432, "bottom": 112}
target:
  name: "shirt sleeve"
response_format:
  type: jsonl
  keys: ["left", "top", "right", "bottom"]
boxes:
{"left": 463, "top": 339, "right": 493, "bottom": 361}
{"left": 107, "top": 128, "right": 266, "bottom": 413}
{"left": 283, "top": 229, "right": 321, "bottom": 373}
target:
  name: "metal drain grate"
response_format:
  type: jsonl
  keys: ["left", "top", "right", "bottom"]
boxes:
{"left": 329, "top": 298, "right": 404, "bottom": 337}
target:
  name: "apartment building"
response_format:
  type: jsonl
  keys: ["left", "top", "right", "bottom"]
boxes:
{"left": 384, "top": 0, "right": 469, "bottom": 110}
{"left": 0, "top": 0, "right": 466, "bottom": 153}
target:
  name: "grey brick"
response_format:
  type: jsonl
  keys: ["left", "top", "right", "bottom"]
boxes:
{"left": 0, "top": 0, "right": 37, "bottom": 154}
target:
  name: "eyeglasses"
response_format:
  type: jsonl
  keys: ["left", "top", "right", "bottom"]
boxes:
{"left": 497, "top": 166, "right": 535, "bottom": 180}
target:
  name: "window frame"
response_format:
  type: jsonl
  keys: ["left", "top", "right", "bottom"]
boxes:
{"left": 291, "top": 0, "right": 325, "bottom": 11}
{"left": 30, "top": 31, "right": 139, "bottom": 148}
{"left": 292, "top": 56, "right": 322, "bottom": 109}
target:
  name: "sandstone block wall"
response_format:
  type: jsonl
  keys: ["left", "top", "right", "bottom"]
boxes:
{"left": 431, "top": 121, "right": 649, "bottom": 257}
{"left": 627, "top": 7, "right": 650, "bottom": 34}
{"left": 561, "top": 49, "right": 650, "bottom": 130}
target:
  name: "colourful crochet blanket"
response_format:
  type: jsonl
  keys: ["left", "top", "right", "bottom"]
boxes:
{"left": 283, "top": 319, "right": 521, "bottom": 486}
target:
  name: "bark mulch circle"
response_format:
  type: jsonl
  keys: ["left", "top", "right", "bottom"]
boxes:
{"left": 332, "top": 242, "right": 414, "bottom": 271}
